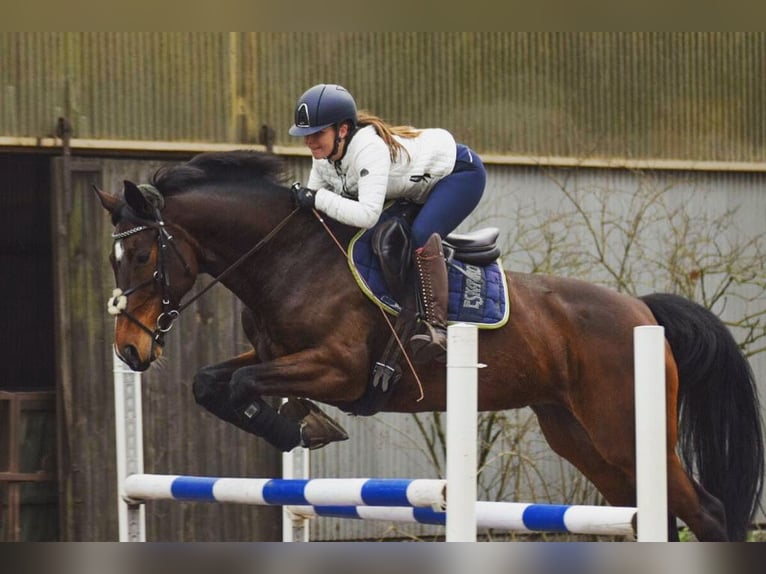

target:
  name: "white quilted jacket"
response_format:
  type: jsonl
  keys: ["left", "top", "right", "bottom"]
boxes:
{"left": 307, "top": 125, "right": 457, "bottom": 229}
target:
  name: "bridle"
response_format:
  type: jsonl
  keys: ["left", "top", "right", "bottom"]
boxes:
{"left": 107, "top": 216, "right": 193, "bottom": 353}
{"left": 107, "top": 205, "right": 300, "bottom": 354}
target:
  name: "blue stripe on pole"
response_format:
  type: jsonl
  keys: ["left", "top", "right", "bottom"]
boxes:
{"left": 170, "top": 476, "right": 218, "bottom": 501}
{"left": 310, "top": 506, "right": 446, "bottom": 525}
{"left": 522, "top": 504, "right": 569, "bottom": 532}
{"left": 359, "top": 479, "right": 413, "bottom": 506}
{"left": 412, "top": 507, "right": 446, "bottom": 525}
{"left": 312, "top": 505, "right": 362, "bottom": 519}
{"left": 262, "top": 479, "right": 309, "bottom": 505}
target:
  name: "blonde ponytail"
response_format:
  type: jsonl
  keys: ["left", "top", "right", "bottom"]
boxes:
{"left": 357, "top": 111, "right": 421, "bottom": 163}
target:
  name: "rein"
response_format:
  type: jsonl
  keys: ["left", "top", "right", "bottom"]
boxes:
{"left": 108, "top": 206, "right": 301, "bottom": 348}
{"left": 175, "top": 207, "right": 301, "bottom": 314}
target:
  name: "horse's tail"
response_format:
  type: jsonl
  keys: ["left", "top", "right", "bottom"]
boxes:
{"left": 641, "top": 292, "right": 764, "bottom": 540}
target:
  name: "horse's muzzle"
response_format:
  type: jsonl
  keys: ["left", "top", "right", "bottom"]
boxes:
{"left": 118, "top": 344, "right": 154, "bottom": 372}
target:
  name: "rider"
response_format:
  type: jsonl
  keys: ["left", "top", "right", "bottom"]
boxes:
{"left": 288, "top": 83, "right": 486, "bottom": 362}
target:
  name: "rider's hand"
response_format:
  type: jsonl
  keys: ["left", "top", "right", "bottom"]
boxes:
{"left": 290, "top": 182, "right": 316, "bottom": 211}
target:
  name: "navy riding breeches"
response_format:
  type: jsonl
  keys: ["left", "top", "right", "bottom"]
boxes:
{"left": 410, "top": 144, "right": 487, "bottom": 248}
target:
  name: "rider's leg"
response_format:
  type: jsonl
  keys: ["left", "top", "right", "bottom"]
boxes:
{"left": 409, "top": 144, "right": 486, "bottom": 246}
{"left": 408, "top": 145, "right": 486, "bottom": 362}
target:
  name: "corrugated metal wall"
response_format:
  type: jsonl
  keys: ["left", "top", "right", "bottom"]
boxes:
{"left": 2, "top": 32, "right": 765, "bottom": 162}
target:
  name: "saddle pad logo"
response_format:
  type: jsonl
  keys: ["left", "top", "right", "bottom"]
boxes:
{"left": 461, "top": 264, "right": 484, "bottom": 312}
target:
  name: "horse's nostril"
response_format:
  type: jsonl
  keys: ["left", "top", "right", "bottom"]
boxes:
{"left": 121, "top": 345, "right": 143, "bottom": 370}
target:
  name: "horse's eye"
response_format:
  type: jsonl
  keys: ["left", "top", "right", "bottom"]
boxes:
{"left": 136, "top": 251, "right": 151, "bottom": 265}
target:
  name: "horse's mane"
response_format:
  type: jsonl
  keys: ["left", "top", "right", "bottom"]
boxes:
{"left": 151, "top": 150, "right": 289, "bottom": 195}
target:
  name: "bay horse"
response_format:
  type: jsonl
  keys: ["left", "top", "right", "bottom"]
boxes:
{"left": 95, "top": 150, "right": 763, "bottom": 541}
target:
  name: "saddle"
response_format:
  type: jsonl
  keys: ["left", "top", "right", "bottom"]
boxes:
{"left": 339, "top": 201, "right": 509, "bottom": 417}
{"left": 373, "top": 215, "right": 501, "bottom": 296}
{"left": 443, "top": 228, "right": 501, "bottom": 265}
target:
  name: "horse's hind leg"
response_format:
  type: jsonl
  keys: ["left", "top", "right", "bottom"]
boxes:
{"left": 533, "top": 405, "right": 637, "bottom": 506}
{"left": 533, "top": 404, "right": 682, "bottom": 541}
{"left": 534, "top": 404, "right": 729, "bottom": 541}
{"left": 666, "top": 461, "right": 728, "bottom": 541}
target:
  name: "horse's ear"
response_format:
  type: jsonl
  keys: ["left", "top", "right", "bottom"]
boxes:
{"left": 123, "top": 180, "right": 153, "bottom": 217}
{"left": 93, "top": 184, "right": 120, "bottom": 214}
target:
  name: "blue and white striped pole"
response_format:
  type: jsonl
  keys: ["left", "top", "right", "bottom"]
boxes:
{"left": 288, "top": 501, "right": 636, "bottom": 537}
{"left": 123, "top": 475, "right": 447, "bottom": 509}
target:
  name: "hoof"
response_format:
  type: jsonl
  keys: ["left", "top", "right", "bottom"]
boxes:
{"left": 279, "top": 397, "right": 349, "bottom": 450}
{"left": 409, "top": 324, "right": 447, "bottom": 364}
{"left": 278, "top": 396, "right": 313, "bottom": 421}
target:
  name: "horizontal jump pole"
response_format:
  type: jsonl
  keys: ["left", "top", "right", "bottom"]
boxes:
{"left": 123, "top": 474, "right": 446, "bottom": 509}
{"left": 287, "top": 501, "right": 637, "bottom": 537}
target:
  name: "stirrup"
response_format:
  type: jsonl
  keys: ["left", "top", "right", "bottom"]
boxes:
{"left": 408, "top": 323, "right": 447, "bottom": 364}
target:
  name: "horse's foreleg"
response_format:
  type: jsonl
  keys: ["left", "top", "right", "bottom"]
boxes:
{"left": 227, "top": 346, "right": 364, "bottom": 448}
{"left": 192, "top": 351, "right": 303, "bottom": 452}
{"left": 277, "top": 396, "right": 349, "bottom": 449}
{"left": 192, "top": 350, "right": 259, "bottom": 422}
{"left": 228, "top": 345, "right": 368, "bottom": 404}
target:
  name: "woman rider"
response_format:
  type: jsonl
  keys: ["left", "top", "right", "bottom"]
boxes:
{"left": 288, "top": 83, "right": 486, "bottom": 362}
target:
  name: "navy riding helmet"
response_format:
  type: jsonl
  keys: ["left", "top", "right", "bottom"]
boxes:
{"left": 289, "top": 84, "right": 358, "bottom": 136}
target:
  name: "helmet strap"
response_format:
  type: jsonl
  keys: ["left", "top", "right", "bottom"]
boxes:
{"left": 328, "top": 127, "right": 342, "bottom": 160}
{"left": 327, "top": 122, "right": 357, "bottom": 163}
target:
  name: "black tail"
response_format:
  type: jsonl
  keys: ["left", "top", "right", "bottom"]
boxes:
{"left": 641, "top": 293, "right": 764, "bottom": 540}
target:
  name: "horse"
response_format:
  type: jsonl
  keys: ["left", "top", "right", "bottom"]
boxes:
{"left": 94, "top": 150, "right": 764, "bottom": 541}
